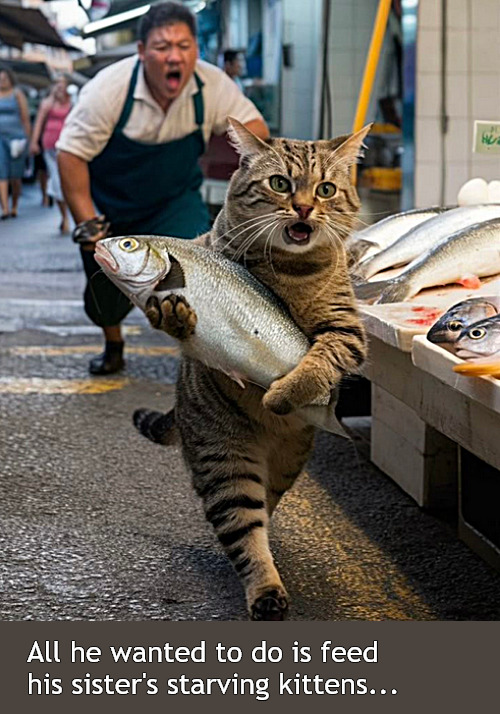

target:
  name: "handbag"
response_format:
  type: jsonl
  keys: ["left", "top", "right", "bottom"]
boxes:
{"left": 9, "top": 138, "right": 27, "bottom": 159}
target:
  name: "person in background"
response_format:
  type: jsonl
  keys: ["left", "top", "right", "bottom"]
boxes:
{"left": 30, "top": 76, "right": 72, "bottom": 234}
{"left": 58, "top": 1, "right": 268, "bottom": 376}
{"left": 0, "top": 66, "right": 30, "bottom": 220}
{"left": 33, "top": 143, "right": 49, "bottom": 207}
{"left": 223, "top": 49, "right": 245, "bottom": 91}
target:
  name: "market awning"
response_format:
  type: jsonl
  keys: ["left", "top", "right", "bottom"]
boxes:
{"left": 0, "top": 4, "right": 70, "bottom": 50}
{"left": 0, "top": 59, "right": 53, "bottom": 90}
{"left": 73, "top": 42, "right": 136, "bottom": 78}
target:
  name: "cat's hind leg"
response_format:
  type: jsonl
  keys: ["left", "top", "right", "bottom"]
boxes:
{"left": 192, "top": 450, "right": 289, "bottom": 620}
{"left": 177, "top": 360, "right": 289, "bottom": 620}
{"left": 133, "top": 407, "right": 178, "bottom": 445}
{"left": 266, "top": 426, "right": 314, "bottom": 516}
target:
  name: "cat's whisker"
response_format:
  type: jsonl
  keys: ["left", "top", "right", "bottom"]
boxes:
{"left": 212, "top": 213, "right": 278, "bottom": 249}
{"left": 266, "top": 222, "right": 281, "bottom": 281}
{"left": 316, "top": 219, "right": 351, "bottom": 244}
{"left": 323, "top": 225, "right": 347, "bottom": 273}
{"left": 235, "top": 218, "right": 280, "bottom": 262}
{"left": 262, "top": 220, "right": 279, "bottom": 262}
{"left": 217, "top": 217, "right": 281, "bottom": 258}
{"left": 244, "top": 219, "right": 281, "bottom": 262}
{"left": 232, "top": 223, "right": 268, "bottom": 261}
{"left": 211, "top": 213, "right": 278, "bottom": 245}
{"left": 232, "top": 221, "right": 269, "bottom": 261}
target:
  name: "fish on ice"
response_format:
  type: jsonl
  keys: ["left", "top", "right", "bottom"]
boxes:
{"left": 355, "top": 204, "right": 500, "bottom": 281}
{"left": 355, "top": 217, "right": 500, "bottom": 304}
{"left": 346, "top": 206, "right": 448, "bottom": 266}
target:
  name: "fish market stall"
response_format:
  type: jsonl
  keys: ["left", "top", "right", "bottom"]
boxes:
{"left": 352, "top": 201, "right": 500, "bottom": 570}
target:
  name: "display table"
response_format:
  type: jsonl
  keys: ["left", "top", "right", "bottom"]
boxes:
{"left": 360, "top": 280, "right": 500, "bottom": 568}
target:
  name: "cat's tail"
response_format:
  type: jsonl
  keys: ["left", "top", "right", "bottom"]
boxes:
{"left": 133, "top": 408, "right": 179, "bottom": 446}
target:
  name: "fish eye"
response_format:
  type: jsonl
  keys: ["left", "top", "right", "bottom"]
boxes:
{"left": 316, "top": 181, "right": 337, "bottom": 199}
{"left": 469, "top": 327, "right": 487, "bottom": 340}
{"left": 119, "top": 238, "right": 139, "bottom": 252}
{"left": 447, "top": 320, "right": 463, "bottom": 332}
{"left": 269, "top": 175, "right": 291, "bottom": 193}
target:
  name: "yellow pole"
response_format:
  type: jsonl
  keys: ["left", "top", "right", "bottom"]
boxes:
{"left": 352, "top": 0, "right": 392, "bottom": 182}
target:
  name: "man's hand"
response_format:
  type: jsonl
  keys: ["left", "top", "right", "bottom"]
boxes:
{"left": 72, "top": 216, "right": 111, "bottom": 248}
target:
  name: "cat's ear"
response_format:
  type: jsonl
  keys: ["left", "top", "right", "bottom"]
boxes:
{"left": 329, "top": 124, "right": 372, "bottom": 170}
{"left": 227, "top": 117, "right": 269, "bottom": 157}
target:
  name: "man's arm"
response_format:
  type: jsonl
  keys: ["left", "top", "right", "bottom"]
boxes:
{"left": 58, "top": 151, "right": 110, "bottom": 246}
{"left": 242, "top": 118, "right": 269, "bottom": 141}
{"left": 57, "top": 151, "right": 97, "bottom": 225}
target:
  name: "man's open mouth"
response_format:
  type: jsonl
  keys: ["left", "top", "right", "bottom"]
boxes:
{"left": 284, "top": 222, "right": 313, "bottom": 245}
{"left": 166, "top": 69, "right": 182, "bottom": 91}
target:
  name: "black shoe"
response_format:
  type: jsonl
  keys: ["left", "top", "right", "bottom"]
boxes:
{"left": 89, "top": 341, "right": 125, "bottom": 375}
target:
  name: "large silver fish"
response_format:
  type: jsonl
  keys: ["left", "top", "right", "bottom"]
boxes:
{"left": 355, "top": 218, "right": 500, "bottom": 304}
{"left": 356, "top": 204, "right": 500, "bottom": 280}
{"left": 454, "top": 314, "right": 500, "bottom": 360}
{"left": 94, "top": 235, "right": 347, "bottom": 436}
{"left": 427, "top": 296, "right": 500, "bottom": 351}
{"left": 347, "top": 206, "right": 448, "bottom": 265}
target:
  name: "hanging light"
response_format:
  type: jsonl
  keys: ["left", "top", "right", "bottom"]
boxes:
{"left": 83, "top": 4, "right": 151, "bottom": 35}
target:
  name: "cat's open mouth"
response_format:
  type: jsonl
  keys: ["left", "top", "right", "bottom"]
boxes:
{"left": 284, "top": 222, "right": 313, "bottom": 245}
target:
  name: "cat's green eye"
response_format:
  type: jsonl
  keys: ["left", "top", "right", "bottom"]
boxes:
{"left": 269, "top": 175, "right": 292, "bottom": 193}
{"left": 316, "top": 182, "right": 337, "bottom": 199}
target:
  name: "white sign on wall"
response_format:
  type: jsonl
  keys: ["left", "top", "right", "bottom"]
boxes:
{"left": 473, "top": 121, "right": 500, "bottom": 154}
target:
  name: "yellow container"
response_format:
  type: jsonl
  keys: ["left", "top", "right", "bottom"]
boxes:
{"left": 359, "top": 167, "right": 402, "bottom": 191}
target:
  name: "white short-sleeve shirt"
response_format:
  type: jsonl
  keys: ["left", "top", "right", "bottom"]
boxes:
{"left": 57, "top": 55, "right": 263, "bottom": 162}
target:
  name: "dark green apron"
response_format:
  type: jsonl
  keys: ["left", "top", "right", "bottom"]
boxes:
{"left": 83, "top": 60, "right": 210, "bottom": 327}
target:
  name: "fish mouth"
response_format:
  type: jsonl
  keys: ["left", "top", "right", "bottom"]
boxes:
{"left": 427, "top": 328, "right": 458, "bottom": 345}
{"left": 455, "top": 348, "right": 488, "bottom": 360}
{"left": 284, "top": 222, "right": 313, "bottom": 245}
{"left": 94, "top": 243, "right": 118, "bottom": 273}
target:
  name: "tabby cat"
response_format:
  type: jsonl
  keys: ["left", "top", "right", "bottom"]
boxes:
{"left": 135, "top": 119, "right": 370, "bottom": 620}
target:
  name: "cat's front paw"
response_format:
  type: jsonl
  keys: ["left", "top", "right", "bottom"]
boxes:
{"left": 262, "top": 377, "right": 296, "bottom": 415}
{"left": 145, "top": 294, "right": 197, "bottom": 340}
{"left": 263, "top": 370, "right": 331, "bottom": 415}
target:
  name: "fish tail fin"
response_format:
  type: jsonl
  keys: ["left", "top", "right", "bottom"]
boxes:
{"left": 299, "top": 402, "right": 350, "bottom": 439}
{"left": 347, "top": 239, "right": 377, "bottom": 267}
{"left": 354, "top": 279, "right": 390, "bottom": 303}
{"left": 352, "top": 254, "right": 379, "bottom": 280}
{"left": 133, "top": 407, "right": 179, "bottom": 446}
{"left": 377, "top": 277, "right": 414, "bottom": 303}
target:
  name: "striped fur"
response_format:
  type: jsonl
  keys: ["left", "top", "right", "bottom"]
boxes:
{"left": 137, "top": 122, "right": 370, "bottom": 619}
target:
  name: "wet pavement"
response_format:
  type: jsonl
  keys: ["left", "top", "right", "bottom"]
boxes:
{"left": 1, "top": 185, "right": 500, "bottom": 621}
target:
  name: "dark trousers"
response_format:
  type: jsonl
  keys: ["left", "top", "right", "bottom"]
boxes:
{"left": 80, "top": 247, "right": 133, "bottom": 328}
